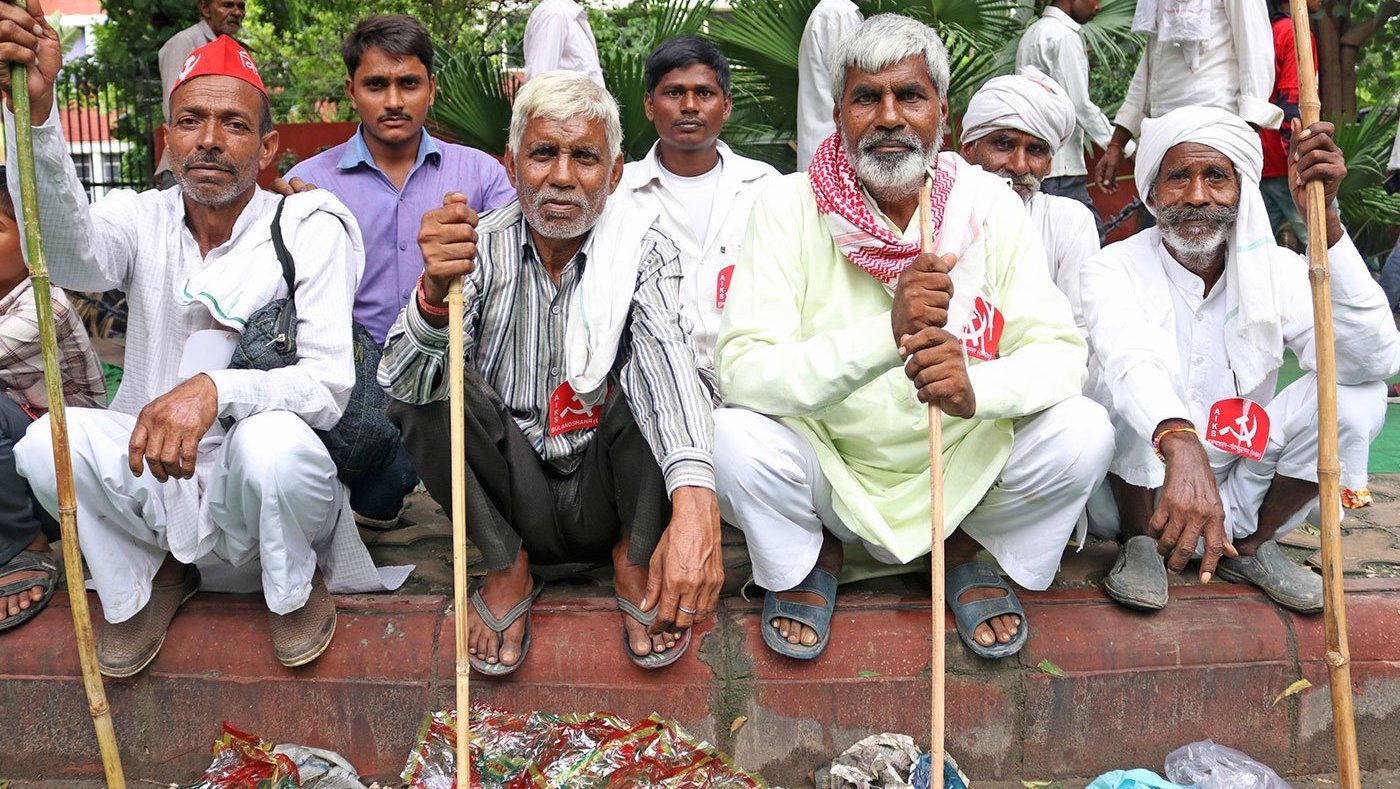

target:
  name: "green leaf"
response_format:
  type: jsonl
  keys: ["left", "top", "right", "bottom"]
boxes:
{"left": 1022, "top": 781, "right": 1063, "bottom": 789}
{"left": 857, "top": 670, "right": 882, "bottom": 678}
{"left": 1037, "top": 659, "right": 1067, "bottom": 679}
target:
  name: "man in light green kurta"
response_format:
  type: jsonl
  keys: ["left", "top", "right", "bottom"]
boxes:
{"left": 713, "top": 13, "right": 1113, "bottom": 661}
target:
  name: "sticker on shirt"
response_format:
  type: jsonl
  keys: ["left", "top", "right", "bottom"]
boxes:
{"left": 715, "top": 264, "right": 735, "bottom": 311}
{"left": 960, "top": 296, "right": 1004, "bottom": 361}
{"left": 1205, "top": 397, "right": 1271, "bottom": 461}
{"left": 549, "top": 381, "right": 602, "bottom": 436}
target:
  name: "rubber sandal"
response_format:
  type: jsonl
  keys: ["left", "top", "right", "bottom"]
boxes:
{"left": 945, "top": 561, "right": 1029, "bottom": 660}
{"left": 761, "top": 566, "right": 838, "bottom": 660}
{"left": 1103, "top": 535, "right": 1169, "bottom": 611}
{"left": 1215, "top": 540, "right": 1323, "bottom": 614}
{"left": 616, "top": 597, "right": 692, "bottom": 669}
{"left": 467, "top": 574, "right": 544, "bottom": 676}
{"left": 0, "top": 549, "right": 58, "bottom": 632}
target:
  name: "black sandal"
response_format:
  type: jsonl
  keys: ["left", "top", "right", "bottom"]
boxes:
{"left": 0, "top": 549, "right": 58, "bottom": 632}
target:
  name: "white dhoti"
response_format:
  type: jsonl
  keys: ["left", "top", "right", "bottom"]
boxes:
{"left": 16, "top": 408, "right": 346, "bottom": 623}
{"left": 1087, "top": 375, "right": 1387, "bottom": 541}
{"left": 716, "top": 396, "right": 1115, "bottom": 592}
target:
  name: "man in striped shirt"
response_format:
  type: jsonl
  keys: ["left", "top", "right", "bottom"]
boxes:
{"left": 379, "top": 71, "right": 722, "bottom": 675}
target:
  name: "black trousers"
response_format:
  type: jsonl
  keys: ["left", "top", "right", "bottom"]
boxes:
{"left": 390, "top": 368, "right": 671, "bottom": 572}
{"left": 0, "top": 396, "right": 58, "bottom": 565}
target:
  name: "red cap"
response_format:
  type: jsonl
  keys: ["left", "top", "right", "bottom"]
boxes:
{"left": 171, "top": 35, "right": 267, "bottom": 99}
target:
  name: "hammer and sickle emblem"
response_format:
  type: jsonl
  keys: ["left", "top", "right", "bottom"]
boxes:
{"left": 1220, "top": 413, "right": 1259, "bottom": 447}
{"left": 177, "top": 53, "right": 202, "bottom": 81}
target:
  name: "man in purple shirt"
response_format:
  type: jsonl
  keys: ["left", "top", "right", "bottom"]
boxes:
{"left": 287, "top": 14, "right": 515, "bottom": 527}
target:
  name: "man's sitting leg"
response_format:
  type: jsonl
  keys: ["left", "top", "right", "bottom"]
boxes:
{"left": 0, "top": 396, "right": 60, "bottom": 630}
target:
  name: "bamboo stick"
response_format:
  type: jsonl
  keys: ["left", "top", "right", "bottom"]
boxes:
{"left": 9, "top": 18, "right": 126, "bottom": 787}
{"left": 919, "top": 186, "right": 946, "bottom": 774}
{"left": 447, "top": 276, "right": 472, "bottom": 788}
{"left": 1287, "top": 2, "right": 1359, "bottom": 786}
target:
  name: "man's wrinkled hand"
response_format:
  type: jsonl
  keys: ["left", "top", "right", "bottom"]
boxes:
{"left": 891, "top": 252, "right": 955, "bottom": 345}
{"left": 0, "top": 0, "right": 61, "bottom": 122}
{"left": 1289, "top": 119, "right": 1347, "bottom": 247}
{"left": 899, "top": 326, "right": 975, "bottom": 418}
{"left": 128, "top": 374, "right": 219, "bottom": 483}
{"left": 418, "top": 192, "right": 479, "bottom": 308}
{"left": 1149, "top": 424, "right": 1237, "bottom": 581}
{"left": 641, "top": 486, "right": 722, "bottom": 635}
{"left": 1095, "top": 145, "right": 1125, "bottom": 194}
{"left": 268, "top": 176, "right": 319, "bottom": 197}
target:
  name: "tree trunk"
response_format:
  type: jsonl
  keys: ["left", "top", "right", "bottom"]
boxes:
{"left": 1317, "top": 2, "right": 1345, "bottom": 119}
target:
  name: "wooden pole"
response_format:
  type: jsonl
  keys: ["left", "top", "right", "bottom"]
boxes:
{"left": 447, "top": 277, "right": 472, "bottom": 788}
{"left": 919, "top": 186, "right": 946, "bottom": 773}
{"left": 8, "top": 18, "right": 126, "bottom": 787}
{"left": 1288, "top": 2, "right": 1360, "bottom": 786}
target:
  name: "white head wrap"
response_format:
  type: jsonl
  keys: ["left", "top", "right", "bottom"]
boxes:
{"left": 1132, "top": 0, "right": 1212, "bottom": 70}
{"left": 961, "top": 66, "right": 1077, "bottom": 151}
{"left": 1136, "top": 106, "right": 1290, "bottom": 393}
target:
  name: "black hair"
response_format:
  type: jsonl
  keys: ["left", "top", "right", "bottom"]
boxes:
{"left": 0, "top": 168, "right": 13, "bottom": 220}
{"left": 259, "top": 98, "right": 273, "bottom": 135}
{"left": 644, "top": 35, "right": 730, "bottom": 96}
{"left": 342, "top": 15, "right": 435, "bottom": 78}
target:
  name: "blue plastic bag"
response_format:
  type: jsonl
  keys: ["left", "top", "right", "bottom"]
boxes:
{"left": 1086, "top": 768, "right": 1192, "bottom": 789}
{"left": 911, "top": 752, "right": 970, "bottom": 789}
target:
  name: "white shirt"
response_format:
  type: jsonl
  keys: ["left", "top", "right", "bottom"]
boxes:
{"left": 1016, "top": 7, "right": 1115, "bottom": 179}
{"left": 660, "top": 159, "right": 722, "bottom": 243}
{"left": 796, "top": 0, "right": 862, "bottom": 170}
{"left": 1028, "top": 191, "right": 1099, "bottom": 334}
{"left": 1389, "top": 112, "right": 1400, "bottom": 173}
{"left": 619, "top": 141, "right": 779, "bottom": 376}
{"left": 1080, "top": 227, "right": 1399, "bottom": 487}
{"left": 522, "top": 0, "right": 605, "bottom": 88}
{"left": 1114, "top": 0, "right": 1283, "bottom": 137}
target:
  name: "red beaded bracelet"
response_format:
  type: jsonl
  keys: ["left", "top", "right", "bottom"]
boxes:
{"left": 1152, "top": 425, "right": 1198, "bottom": 463}
{"left": 416, "top": 275, "right": 451, "bottom": 318}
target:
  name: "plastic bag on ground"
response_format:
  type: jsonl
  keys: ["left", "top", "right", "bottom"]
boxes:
{"left": 1164, "top": 740, "right": 1292, "bottom": 789}
{"left": 271, "top": 745, "right": 369, "bottom": 789}
{"left": 181, "top": 724, "right": 301, "bottom": 788}
{"left": 1086, "top": 768, "right": 1191, "bottom": 788}
{"left": 402, "top": 705, "right": 766, "bottom": 788}
{"left": 823, "top": 734, "right": 968, "bottom": 789}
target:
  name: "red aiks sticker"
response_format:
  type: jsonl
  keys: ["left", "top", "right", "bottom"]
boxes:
{"left": 961, "top": 296, "right": 1004, "bottom": 361}
{"left": 1205, "top": 397, "right": 1270, "bottom": 461}
{"left": 548, "top": 381, "right": 602, "bottom": 436}
{"left": 716, "top": 265, "right": 735, "bottom": 310}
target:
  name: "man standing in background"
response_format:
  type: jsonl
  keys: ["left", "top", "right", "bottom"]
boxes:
{"left": 795, "top": 0, "right": 861, "bottom": 171}
{"left": 523, "top": 0, "right": 605, "bottom": 88}
{"left": 1258, "top": 0, "right": 1320, "bottom": 250}
{"left": 154, "top": 0, "right": 246, "bottom": 188}
{"left": 1015, "top": 0, "right": 1116, "bottom": 219}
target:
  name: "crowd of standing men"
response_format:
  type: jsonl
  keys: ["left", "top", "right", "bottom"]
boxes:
{"left": 0, "top": 0, "right": 1397, "bottom": 685}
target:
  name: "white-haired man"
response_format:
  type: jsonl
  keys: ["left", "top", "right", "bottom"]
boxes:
{"left": 715, "top": 14, "right": 1113, "bottom": 662}
{"left": 1081, "top": 106, "right": 1399, "bottom": 613}
{"left": 1094, "top": 0, "right": 1282, "bottom": 193}
{"left": 960, "top": 66, "right": 1100, "bottom": 332}
{"left": 1, "top": 23, "right": 392, "bottom": 676}
{"left": 379, "top": 71, "right": 722, "bottom": 676}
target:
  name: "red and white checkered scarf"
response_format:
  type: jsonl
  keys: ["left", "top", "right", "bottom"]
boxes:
{"left": 808, "top": 131, "right": 955, "bottom": 285}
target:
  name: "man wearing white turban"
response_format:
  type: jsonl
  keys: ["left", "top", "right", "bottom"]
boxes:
{"left": 1079, "top": 106, "right": 1400, "bottom": 614}
{"left": 961, "top": 66, "right": 1099, "bottom": 333}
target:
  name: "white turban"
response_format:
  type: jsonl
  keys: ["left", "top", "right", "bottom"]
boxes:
{"left": 1135, "top": 105, "right": 1290, "bottom": 394}
{"left": 962, "top": 66, "right": 1077, "bottom": 151}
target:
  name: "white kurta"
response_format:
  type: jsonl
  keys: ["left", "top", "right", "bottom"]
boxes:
{"left": 1028, "top": 191, "right": 1099, "bottom": 335}
{"left": 795, "top": 0, "right": 863, "bottom": 170}
{"left": 618, "top": 141, "right": 779, "bottom": 377}
{"left": 523, "top": 0, "right": 605, "bottom": 88}
{"left": 1389, "top": 112, "right": 1400, "bottom": 173}
{"left": 4, "top": 104, "right": 400, "bottom": 622}
{"left": 1114, "top": 0, "right": 1283, "bottom": 136}
{"left": 1081, "top": 227, "right": 1400, "bottom": 491}
{"left": 1015, "top": 6, "right": 1116, "bottom": 179}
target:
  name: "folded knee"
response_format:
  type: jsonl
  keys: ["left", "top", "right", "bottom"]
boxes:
{"left": 224, "top": 412, "right": 331, "bottom": 476}
{"left": 1042, "top": 397, "right": 1115, "bottom": 479}
{"left": 713, "top": 409, "right": 807, "bottom": 493}
{"left": 1335, "top": 380, "right": 1387, "bottom": 439}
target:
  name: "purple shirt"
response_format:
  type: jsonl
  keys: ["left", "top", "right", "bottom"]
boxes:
{"left": 287, "top": 128, "right": 516, "bottom": 342}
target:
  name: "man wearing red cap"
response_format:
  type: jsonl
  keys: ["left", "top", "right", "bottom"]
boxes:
{"left": 0, "top": 12, "right": 398, "bottom": 676}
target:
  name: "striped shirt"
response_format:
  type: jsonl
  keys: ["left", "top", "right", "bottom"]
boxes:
{"left": 0, "top": 280, "right": 106, "bottom": 411}
{"left": 379, "top": 206, "right": 715, "bottom": 494}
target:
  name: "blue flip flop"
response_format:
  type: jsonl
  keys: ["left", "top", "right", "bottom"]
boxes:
{"left": 616, "top": 596, "right": 692, "bottom": 669}
{"left": 761, "top": 566, "right": 839, "bottom": 660}
{"left": 467, "top": 574, "right": 544, "bottom": 676}
{"left": 945, "top": 561, "right": 1028, "bottom": 659}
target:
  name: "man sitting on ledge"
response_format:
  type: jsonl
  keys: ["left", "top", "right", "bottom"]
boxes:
{"left": 1, "top": 18, "right": 392, "bottom": 675}
{"left": 714, "top": 14, "right": 1113, "bottom": 662}
{"left": 1081, "top": 107, "right": 1399, "bottom": 613}
{"left": 379, "top": 71, "right": 722, "bottom": 676}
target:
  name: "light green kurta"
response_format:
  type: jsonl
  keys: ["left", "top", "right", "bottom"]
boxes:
{"left": 716, "top": 164, "right": 1087, "bottom": 563}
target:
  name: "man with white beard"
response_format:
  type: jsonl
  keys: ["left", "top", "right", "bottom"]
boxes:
{"left": 714, "top": 14, "right": 1113, "bottom": 661}
{"left": 960, "top": 66, "right": 1100, "bottom": 332}
{"left": 1080, "top": 106, "right": 1399, "bottom": 613}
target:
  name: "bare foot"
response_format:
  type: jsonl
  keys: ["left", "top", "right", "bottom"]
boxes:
{"left": 1, "top": 536, "right": 51, "bottom": 624}
{"left": 771, "top": 531, "right": 844, "bottom": 648}
{"left": 468, "top": 550, "right": 534, "bottom": 668}
{"left": 613, "top": 538, "right": 681, "bottom": 658}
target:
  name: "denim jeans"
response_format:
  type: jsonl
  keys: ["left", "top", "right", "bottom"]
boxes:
{"left": 1381, "top": 235, "right": 1400, "bottom": 313}
{"left": 347, "top": 442, "right": 419, "bottom": 521}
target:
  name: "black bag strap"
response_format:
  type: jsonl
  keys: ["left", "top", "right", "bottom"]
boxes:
{"left": 271, "top": 197, "right": 296, "bottom": 297}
